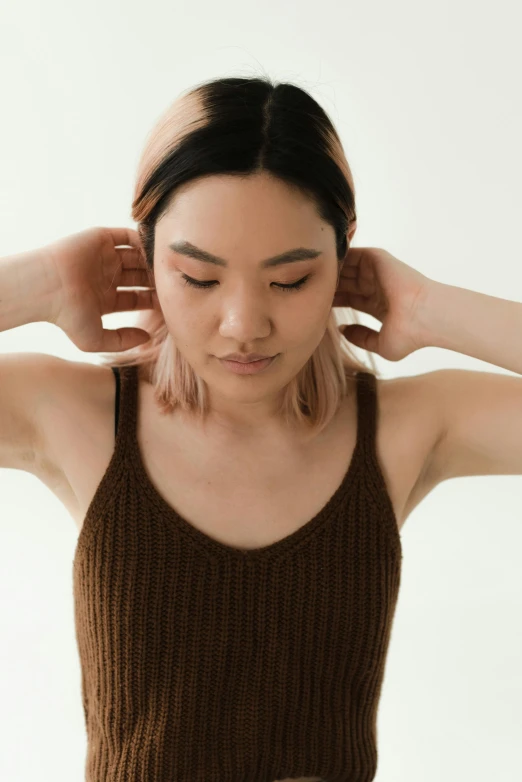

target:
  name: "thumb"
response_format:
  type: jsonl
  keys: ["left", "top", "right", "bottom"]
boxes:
{"left": 340, "top": 324, "right": 380, "bottom": 354}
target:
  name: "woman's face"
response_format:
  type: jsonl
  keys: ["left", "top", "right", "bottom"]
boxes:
{"left": 152, "top": 171, "right": 353, "bottom": 434}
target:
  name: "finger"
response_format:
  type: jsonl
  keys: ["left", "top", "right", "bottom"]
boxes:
{"left": 332, "top": 293, "right": 376, "bottom": 316}
{"left": 98, "top": 327, "right": 152, "bottom": 353}
{"left": 333, "top": 290, "right": 369, "bottom": 308}
{"left": 117, "top": 268, "right": 154, "bottom": 287}
{"left": 110, "top": 290, "right": 158, "bottom": 313}
{"left": 106, "top": 227, "right": 144, "bottom": 251}
{"left": 338, "top": 266, "right": 358, "bottom": 280}
{"left": 332, "top": 292, "right": 353, "bottom": 307}
{"left": 337, "top": 273, "right": 375, "bottom": 298}
{"left": 115, "top": 246, "right": 148, "bottom": 268}
{"left": 343, "top": 247, "right": 365, "bottom": 267}
{"left": 336, "top": 277, "right": 363, "bottom": 294}
{"left": 341, "top": 324, "right": 380, "bottom": 353}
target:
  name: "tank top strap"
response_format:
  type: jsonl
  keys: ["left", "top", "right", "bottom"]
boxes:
{"left": 109, "top": 364, "right": 140, "bottom": 443}
{"left": 110, "top": 366, "right": 121, "bottom": 436}
{"left": 353, "top": 370, "right": 379, "bottom": 462}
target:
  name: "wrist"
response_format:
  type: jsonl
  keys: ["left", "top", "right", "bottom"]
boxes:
{"left": 411, "top": 279, "right": 448, "bottom": 350}
{"left": 0, "top": 247, "right": 62, "bottom": 332}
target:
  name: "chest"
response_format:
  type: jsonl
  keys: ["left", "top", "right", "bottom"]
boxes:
{"left": 130, "top": 400, "right": 365, "bottom": 550}
{"left": 40, "top": 370, "right": 437, "bottom": 546}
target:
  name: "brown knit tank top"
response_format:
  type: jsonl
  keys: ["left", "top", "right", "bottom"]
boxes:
{"left": 72, "top": 365, "right": 402, "bottom": 782}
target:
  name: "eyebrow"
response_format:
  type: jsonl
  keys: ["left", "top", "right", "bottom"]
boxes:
{"left": 168, "top": 240, "right": 323, "bottom": 268}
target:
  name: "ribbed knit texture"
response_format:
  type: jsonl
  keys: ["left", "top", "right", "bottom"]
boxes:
{"left": 72, "top": 365, "right": 403, "bottom": 782}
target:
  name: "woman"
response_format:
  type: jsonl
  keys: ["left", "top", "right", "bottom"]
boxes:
{"left": 2, "top": 75, "right": 521, "bottom": 782}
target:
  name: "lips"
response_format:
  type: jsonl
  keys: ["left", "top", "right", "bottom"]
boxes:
{"left": 231, "top": 358, "right": 270, "bottom": 364}
{"left": 219, "top": 355, "right": 277, "bottom": 374}
{"left": 220, "top": 355, "right": 273, "bottom": 363}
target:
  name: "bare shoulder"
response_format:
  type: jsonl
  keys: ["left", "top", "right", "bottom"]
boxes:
{"left": 374, "top": 369, "right": 446, "bottom": 527}
{"left": 28, "top": 357, "right": 118, "bottom": 515}
{"left": 34, "top": 355, "right": 116, "bottom": 429}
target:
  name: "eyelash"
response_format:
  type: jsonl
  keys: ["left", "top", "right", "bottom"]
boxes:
{"left": 180, "top": 274, "right": 311, "bottom": 293}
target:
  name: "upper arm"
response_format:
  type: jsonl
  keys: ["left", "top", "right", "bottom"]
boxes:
{"left": 0, "top": 352, "right": 65, "bottom": 475}
{"left": 424, "top": 368, "right": 522, "bottom": 484}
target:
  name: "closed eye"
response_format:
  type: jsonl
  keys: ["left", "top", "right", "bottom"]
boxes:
{"left": 180, "top": 274, "right": 311, "bottom": 292}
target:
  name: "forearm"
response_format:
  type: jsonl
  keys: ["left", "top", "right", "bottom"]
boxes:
{"left": 0, "top": 248, "right": 59, "bottom": 333}
{"left": 416, "top": 281, "right": 522, "bottom": 375}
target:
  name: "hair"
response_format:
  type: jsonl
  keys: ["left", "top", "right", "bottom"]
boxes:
{"left": 97, "top": 74, "right": 380, "bottom": 436}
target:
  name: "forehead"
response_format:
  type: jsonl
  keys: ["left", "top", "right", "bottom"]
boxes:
{"left": 156, "top": 173, "right": 334, "bottom": 249}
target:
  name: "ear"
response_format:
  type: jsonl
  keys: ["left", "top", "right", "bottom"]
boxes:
{"left": 339, "top": 222, "right": 357, "bottom": 270}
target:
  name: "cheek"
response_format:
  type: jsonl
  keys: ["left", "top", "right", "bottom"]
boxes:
{"left": 154, "top": 276, "right": 204, "bottom": 349}
{"left": 164, "top": 311, "right": 205, "bottom": 346}
{"left": 280, "top": 298, "right": 333, "bottom": 349}
{"left": 297, "top": 285, "right": 334, "bottom": 321}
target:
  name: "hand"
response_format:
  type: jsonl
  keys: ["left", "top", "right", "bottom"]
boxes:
{"left": 332, "top": 246, "right": 433, "bottom": 362}
{"left": 46, "top": 226, "right": 159, "bottom": 353}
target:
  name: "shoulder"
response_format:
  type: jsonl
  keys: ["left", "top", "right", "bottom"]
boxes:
{"left": 378, "top": 368, "right": 446, "bottom": 448}
{"left": 353, "top": 367, "right": 439, "bottom": 422}
{"left": 32, "top": 357, "right": 118, "bottom": 476}
{"left": 41, "top": 358, "right": 147, "bottom": 404}
{"left": 383, "top": 370, "right": 448, "bottom": 522}
{"left": 36, "top": 358, "right": 153, "bottom": 454}
{"left": 43, "top": 356, "right": 117, "bottom": 408}
{"left": 352, "top": 369, "right": 446, "bottom": 527}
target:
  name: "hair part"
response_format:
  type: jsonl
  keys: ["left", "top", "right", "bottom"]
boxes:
{"left": 98, "top": 75, "right": 379, "bottom": 435}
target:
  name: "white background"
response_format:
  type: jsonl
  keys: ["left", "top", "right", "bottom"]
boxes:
{"left": 1, "top": 1, "right": 521, "bottom": 780}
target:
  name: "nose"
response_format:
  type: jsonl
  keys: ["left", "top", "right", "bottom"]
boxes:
{"left": 217, "top": 288, "right": 272, "bottom": 343}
